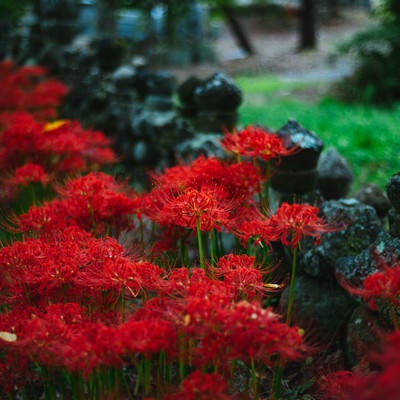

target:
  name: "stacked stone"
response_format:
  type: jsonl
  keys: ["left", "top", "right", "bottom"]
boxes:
{"left": 386, "top": 173, "right": 400, "bottom": 237}
{"left": 317, "top": 147, "right": 353, "bottom": 200}
{"left": 175, "top": 72, "right": 242, "bottom": 160}
{"left": 193, "top": 72, "right": 242, "bottom": 132}
{"left": 270, "top": 119, "right": 324, "bottom": 206}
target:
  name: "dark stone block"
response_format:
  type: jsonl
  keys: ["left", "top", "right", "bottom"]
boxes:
{"left": 354, "top": 183, "right": 391, "bottom": 218}
{"left": 270, "top": 168, "right": 318, "bottom": 194}
{"left": 317, "top": 147, "right": 353, "bottom": 199}
{"left": 299, "top": 198, "right": 383, "bottom": 279}
{"left": 194, "top": 72, "right": 242, "bottom": 112}
{"left": 386, "top": 172, "right": 400, "bottom": 212}
{"left": 389, "top": 209, "right": 400, "bottom": 237}
{"left": 276, "top": 119, "right": 324, "bottom": 170}
{"left": 279, "top": 275, "right": 356, "bottom": 341}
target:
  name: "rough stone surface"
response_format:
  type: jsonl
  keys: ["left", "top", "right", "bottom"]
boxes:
{"left": 335, "top": 230, "right": 400, "bottom": 285}
{"left": 354, "top": 183, "right": 391, "bottom": 218}
{"left": 299, "top": 198, "right": 383, "bottom": 279}
{"left": 317, "top": 147, "right": 353, "bottom": 200}
{"left": 388, "top": 209, "right": 400, "bottom": 238}
{"left": 386, "top": 172, "right": 400, "bottom": 212}
{"left": 275, "top": 119, "right": 324, "bottom": 170}
{"left": 279, "top": 275, "right": 356, "bottom": 342}
{"left": 146, "top": 71, "right": 177, "bottom": 96}
{"left": 194, "top": 72, "right": 242, "bottom": 111}
{"left": 178, "top": 76, "right": 203, "bottom": 110}
{"left": 271, "top": 119, "right": 324, "bottom": 195}
{"left": 175, "top": 133, "right": 226, "bottom": 160}
{"left": 345, "top": 305, "right": 389, "bottom": 367}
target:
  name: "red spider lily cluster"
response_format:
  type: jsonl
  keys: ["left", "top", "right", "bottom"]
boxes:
{"left": 221, "top": 125, "right": 297, "bottom": 163}
{"left": 319, "top": 256, "right": 400, "bottom": 399}
{"left": 0, "top": 60, "right": 68, "bottom": 120}
{"left": 321, "top": 329, "right": 400, "bottom": 400}
{"left": 3, "top": 62, "right": 391, "bottom": 400}
{"left": 0, "top": 60, "right": 116, "bottom": 207}
{"left": 0, "top": 152, "right": 336, "bottom": 398}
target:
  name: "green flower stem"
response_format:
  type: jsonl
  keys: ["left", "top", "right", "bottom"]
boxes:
{"left": 286, "top": 245, "right": 298, "bottom": 326}
{"left": 209, "top": 230, "right": 216, "bottom": 267}
{"left": 144, "top": 357, "right": 151, "bottom": 395}
{"left": 272, "top": 362, "right": 284, "bottom": 399}
{"left": 264, "top": 161, "right": 271, "bottom": 210}
{"left": 121, "top": 368, "right": 134, "bottom": 400}
{"left": 216, "top": 230, "right": 224, "bottom": 257}
{"left": 196, "top": 216, "right": 205, "bottom": 270}
{"left": 254, "top": 159, "right": 264, "bottom": 207}
{"left": 71, "top": 372, "right": 85, "bottom": 400}
{"left": 272, "top": 246, "right": 298, "bottom": 399}
{"left": 139, "top": 218, "right": 144, "bottom": 251}
{"left": 389, "top": 303, "right": 399, "bottom": 330}
{"left": 250, "top": 358, "right": 258, "bottom": 399}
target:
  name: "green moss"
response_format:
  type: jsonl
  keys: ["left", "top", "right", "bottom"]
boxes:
{"left": 236, "top": 75, "right": 400, "bottom": 193}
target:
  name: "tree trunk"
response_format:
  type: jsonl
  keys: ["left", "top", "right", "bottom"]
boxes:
{"left": 96, "top": 0, "right": 117, "bottom": 38}
{"left": 299, "top": 0, "right": 317, "bottom": 50}
{"left": 220, "top": 5, "right": 255, "bottom": 56}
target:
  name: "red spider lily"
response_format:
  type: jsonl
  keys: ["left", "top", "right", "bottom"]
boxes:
{"left": 11, "top": 200, "right": 72, "bottom": 234}
{"left": 320, "top": 330, "right": 400, "bottom": 400}
{"left": 0, "top": 60, "right": 68, "bottom": 119}
{"left": 0, "top": 110, "right": 36, "bottom": 131}
{"left": 150, "top": 155, "right": 261, "bottom": 204}
{"left": 221, "top": 125, "right": 297, "bottom": 162}
{"left": 213, "top": 254, "right": 276, "bottom": 300}
{"left": 164, "top": 371, "right": 232, "bottom": 400}
{"left": 0, "top": 118, "right": 115, "bottom": 178}
{"left": 268, "top": 202, "right": 338, "bottom": 249}
{"left": 76, "top": 258, "right": 164, "bottom": 304}
{"left": 0, "top": 303, "right": 176, "bottom": 379}
{"left": 230, "top": 204, "right": 274, "bottom": 248}
{"left": 0, "top": 304, "right": 33, "bottom": 393}
{"left": 139, "top": 268, "right": 305, "bottom": 371}
{"left": 13, "top": 172, "right": 139, "bottom": 237}
{"left": 9, "top": 163, "right": 49, "bottom": 187}
{"left": 222, "top": 300, "right": 307, "bottom": 366}
{"left": 156, "top": 186, "right": 236, "bottom": 232}
{"left": 55, "top": 172, "right": 138, "bottom": 234}
{"left": 0, "top": 225, "right": 148, "bottom": 308}
{"left": 178, "top": 296, "right": 307, "bottom": 370}
{"left": 339, "top": 257, "right": 400, "bottom": 312}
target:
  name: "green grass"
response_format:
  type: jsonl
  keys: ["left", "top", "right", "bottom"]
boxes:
{"left": 236, "top": 75, "right": 400, "bottom": 194}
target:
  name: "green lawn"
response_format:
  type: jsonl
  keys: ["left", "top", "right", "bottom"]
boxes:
{"left": 236, "top": 75, "right": 400, "bottom": 194}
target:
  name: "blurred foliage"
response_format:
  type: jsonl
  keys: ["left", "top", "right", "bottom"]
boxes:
{"left": 0, "top": 0, "right": 31, "bottom": 18}
{"left": 237, "top": 74, "right": 400, "bottom": 192}
{"left": 335, "top": 0, "right": 400, "bottom": 106}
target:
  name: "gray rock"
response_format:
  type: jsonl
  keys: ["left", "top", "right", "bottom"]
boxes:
{"left": 279, "top": 275, "right": 356, "bottom": 341}
{"left": 146, "top": 71, "right": 177, "bottom": 96}
{"left": 335, "top": 230, "right": 400, "bottom": 286}
{"left": 299, "top": 198, "right": 383, "bottom": 279}
{"left": 386, "top": 172, "right": 400, "bottom": 212}
{"left": 317, "top": 147, "right": 353, "bottom": 199}
{"left": 194, "top": 72, "right": 242, "bottom": 112}
{"left": 271, "top": 120, "right": 324, "bottom": 195}
{"left": 276, "top": 119, "right": 324, "bottom": 170}
{"left": 178, "top": 76, "right": 203, "bottom": 117}
{"left": 175, "top": 133, "right": 225, "bottom": 160}
{"left": 388, "top": 209, "right": 400, "bottom": 237}
{"left": 345, "top": 305, "right": 388, "bottom": 367}
{"left": 354, "top": 183, "right": 391, "bottom": 218}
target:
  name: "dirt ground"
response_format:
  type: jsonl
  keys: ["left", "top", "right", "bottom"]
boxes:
{"left": 166, "top": 6, "right": 374, "bottom": 89}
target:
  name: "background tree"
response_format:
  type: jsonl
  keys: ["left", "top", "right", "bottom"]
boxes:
{"left": 299, "top": 0, "right": 317, "bottom": 50}
{"left": 335, "top": 0, "right": 400, "bottom": 105}
{"left": 0, "top": 0, "right": 31, "bottom": 58}
{"left": 96, "top": 0, "right": 118, "bottom": 38}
